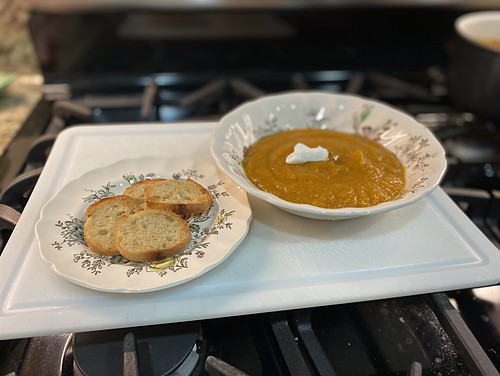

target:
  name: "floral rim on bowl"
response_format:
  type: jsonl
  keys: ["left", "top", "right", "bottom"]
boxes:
{"left": 211, "top": 91, "right": 447, "bottom": 220}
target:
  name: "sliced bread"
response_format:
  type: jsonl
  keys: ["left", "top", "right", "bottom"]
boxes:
{"left": 83, "top": 195, "right": 140, "bottom": 256}
{"left": 123, "top": 178, "right": 166, "bottom": 207}
{"left": 144, "top": 179, "right": 212, "bottom": 216}
{"left": 114, "top": 209, "right": 191, "bottom": 262}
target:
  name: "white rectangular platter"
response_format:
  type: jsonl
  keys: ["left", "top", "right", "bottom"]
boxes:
{"left": 1, "top": 122, "right": 500, "bottom": 340}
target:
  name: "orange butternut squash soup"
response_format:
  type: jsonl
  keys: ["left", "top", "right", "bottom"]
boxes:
{"left": 242, "top": 128, "right": 406, "bottom": 209}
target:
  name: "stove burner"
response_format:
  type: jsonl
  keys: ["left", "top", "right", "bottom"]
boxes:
{"left": 72, "top": 322, "right": 201, "bottom": 376}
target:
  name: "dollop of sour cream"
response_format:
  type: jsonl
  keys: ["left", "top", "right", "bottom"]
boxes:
{"left": 285, "top": 143, "right": 329, "bottom": 164}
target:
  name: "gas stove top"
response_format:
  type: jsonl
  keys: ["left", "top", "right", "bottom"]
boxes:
{"left": 5, "top": 296, "right": 483, "bottom": 376}
{"left": 0, "top": 69, "right": 499, "bottom": 376}
{"left": 1, "top": 6, "right": 500, "bottom": 376}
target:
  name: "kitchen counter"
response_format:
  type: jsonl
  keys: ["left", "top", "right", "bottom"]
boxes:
{"left": 0, "top": 74, "right": 42, "bottom": 156}
{"left": 0, "top": 0, "right": 42, "bottom": 156}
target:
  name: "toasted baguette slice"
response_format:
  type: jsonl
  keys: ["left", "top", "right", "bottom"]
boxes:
{"left": 83, "top": 195, "right": 140, "bottom": 256}
{"left": 145, "top": 179, "right": 212, "bottom": 216}
{"left": 114, "top": 209, "right": 191, "bottom": 262}
{"left": 123, "top": 178, "right": 166, "bottom": 207}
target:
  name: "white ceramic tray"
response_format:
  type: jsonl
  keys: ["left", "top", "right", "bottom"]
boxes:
{"left": 1, "top": 122, "right": 500, "bottom": 340}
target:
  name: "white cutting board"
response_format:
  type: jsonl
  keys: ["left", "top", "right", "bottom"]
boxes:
{"left": 0, "top": 122, "right": 499, "bottom": 340}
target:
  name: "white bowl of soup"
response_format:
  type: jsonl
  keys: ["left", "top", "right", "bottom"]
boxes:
{"left": 211, "top": 91, "right": 447, "bottom": 220}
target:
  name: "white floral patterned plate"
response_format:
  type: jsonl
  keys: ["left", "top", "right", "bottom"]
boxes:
{"left": 211, "top": 91, "right": 447, "bottom": 220}
{"left": 35, "top": 156, "right": 252, "bottom": 293}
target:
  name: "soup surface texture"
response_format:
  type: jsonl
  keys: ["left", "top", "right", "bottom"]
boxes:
{"left": 242, "top": 129, "right": 406, "bottom": 209}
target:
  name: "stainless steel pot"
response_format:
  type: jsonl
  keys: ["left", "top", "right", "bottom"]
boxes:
{"left": 448, "top": 11, "right": 500, "bottom": 123}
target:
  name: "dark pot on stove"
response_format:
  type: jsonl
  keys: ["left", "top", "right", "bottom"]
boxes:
{"left": 448, "top": 11, "right": 500, "bottom": 123}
